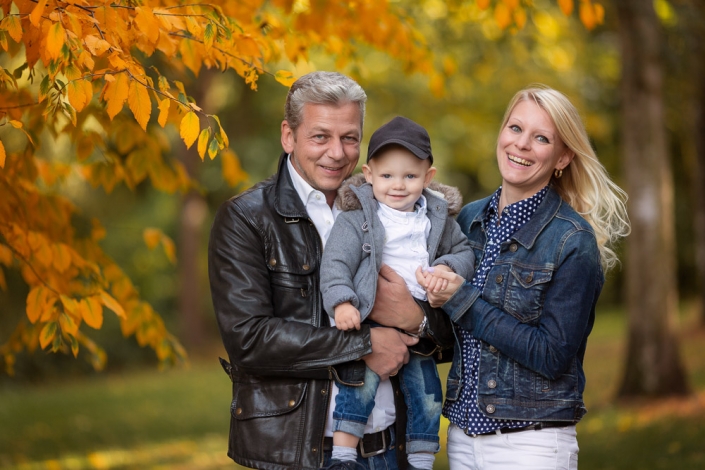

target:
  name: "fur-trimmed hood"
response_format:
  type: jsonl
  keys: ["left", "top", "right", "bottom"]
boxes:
{"left": 334, "top": 173, "right": 464, "bottom": 216}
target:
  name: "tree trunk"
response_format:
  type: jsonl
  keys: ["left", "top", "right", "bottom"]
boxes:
{"left": 615, "top": 0, "right": 689, "bottom": 397}
{"left": 687, "top": 2, "right": 705, "bottom": 325}
{"left": 176, "top": 70, "right": 216, "bottom": 352}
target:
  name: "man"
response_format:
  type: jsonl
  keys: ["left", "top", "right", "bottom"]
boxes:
{"left": 208, "top": 71, "right": 454, "bottom": 470}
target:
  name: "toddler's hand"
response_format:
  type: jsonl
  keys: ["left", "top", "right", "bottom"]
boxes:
{"left": 334, "top": 303, "right": 362, "bottom": 331}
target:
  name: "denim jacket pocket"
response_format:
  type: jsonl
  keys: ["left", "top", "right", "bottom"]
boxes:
{"left": 504, "top": 266, "right": 553, "bottom": 323}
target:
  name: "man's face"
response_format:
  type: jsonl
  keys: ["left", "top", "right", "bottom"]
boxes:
{"left": 281, "top": 102, "right": 362, "bottom": 206}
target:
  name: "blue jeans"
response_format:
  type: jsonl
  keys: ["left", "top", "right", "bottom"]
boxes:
{"left": 333, "top": 353, "right": 442, "bottom": 454}
{"left": 323, "top": 426, "right": 400, "bottom": 470}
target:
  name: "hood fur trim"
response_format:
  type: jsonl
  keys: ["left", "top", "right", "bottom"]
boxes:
{"left": 335, "top": 173, "right": 464, "bottom": 216}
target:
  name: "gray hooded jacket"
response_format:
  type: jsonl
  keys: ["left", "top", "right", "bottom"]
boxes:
{"left": 321, "top": 174, "right": 475, "bottom": 322}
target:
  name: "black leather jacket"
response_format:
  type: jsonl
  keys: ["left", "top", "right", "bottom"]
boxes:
{"left": 208, "top": 154, "right": 454, "bottom": 470}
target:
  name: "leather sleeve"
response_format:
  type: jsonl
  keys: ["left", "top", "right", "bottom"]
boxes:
{"left": 208, "top": 196, "right": 373, "bottom": 379}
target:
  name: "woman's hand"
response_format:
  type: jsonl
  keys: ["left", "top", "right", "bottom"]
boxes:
{"left": 416, "top": 266, "right": 465, "bottom": 308}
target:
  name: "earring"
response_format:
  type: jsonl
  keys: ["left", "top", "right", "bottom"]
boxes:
{"left": 554, "top": 168, "right": 563, "bottom": 179}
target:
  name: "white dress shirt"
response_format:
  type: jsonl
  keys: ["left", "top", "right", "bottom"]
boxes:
{"left": 376, "top": 197, "right": 431, "bottom": 301}
{"left": 287, "top": 157, "right": 396, "bottom": 436}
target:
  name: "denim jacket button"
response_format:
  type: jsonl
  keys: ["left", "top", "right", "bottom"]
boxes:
{"left": 525, "top": 273, "right": 533, "bottom": 282}
{"left": 488, "top": 379, "right": 497, "bottom": 389}
{"left": 489, "top": 345, "right": 498, "bottom": 353}
{"left": 486, "top": 404, "right": 496, "bottom": 414}
{"left": 509, "top": 243, "right": 518, "bottom": 252}
{"left": 495, "top": 274, "right": 503, "bottom": 283}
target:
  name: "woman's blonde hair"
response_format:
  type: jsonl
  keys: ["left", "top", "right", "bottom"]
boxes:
{"left": 499, "top": 85, "right": 631, "bottom": 271}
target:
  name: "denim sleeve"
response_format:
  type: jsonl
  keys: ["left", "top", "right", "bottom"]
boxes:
{"left": 449, "top": 229, "right": 602, "bottom": 380}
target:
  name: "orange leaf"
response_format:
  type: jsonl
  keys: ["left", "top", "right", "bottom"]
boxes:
{"left": 128, "top": 80, "right": 152, "bottom": 131}
{"left": 26, "top": 285, "right": 50, "bottom": 324}
{"left": 39, "top": 321, "right": 58, "bottom": 349}
{"left": 29, "top": 0, "right": 48, "bottom": 28}
{"left": 157, "top": 98, "right": 170, "bottom": 127}
{"left": 580, "top": 2, "right": 597, "bottom": 30}
{"left": 52, "top": 243, "right": 72, "bottom": 272}
{"left": 46, "top": 21, "right": 66, "bottom": 60}
{"left": 558, "top": 0, "right": 574, "bottom": 16}
{"left": 476, "top": 0, "right": 491, "bottom": 10}
{"left": 494, "top": 3, "right": 512, "bottom": 29}
{"left": 143, "top": 228, "right": 161, "bottom": 249}
{"left": 1, "top": 15, "right": 23, "bottom": 43}
{"left": 83, "top": 35, "right": 111, "bottom": 56}
{"left": 81, "top": 297, "right": 104, "bottom": 329}
{"left": 68, "top": 78, "right": 89, "bottom": 112}
{"left": 0, "top": 140, "right": 5, "bottom": 169}
{"left": 105, "top": 72, "right": 129, "bottom": 119}
{"left": 59, "top": 312, "right": 79, "bottom": 336}
{"left": 99, "top": 290, "right": 125, "bottom": 318}
{"left": 197, "top": 128, "right": 210, "bottom": 160}
{"left": 180, "top": 111, "right": 199, "bottom": 149}
{"left": 134, "top": 7, "right": 160, "bottom": 45}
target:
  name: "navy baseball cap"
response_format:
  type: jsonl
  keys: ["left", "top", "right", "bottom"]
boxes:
{"left": 367, "top": 116, "right": 433, "bottom": 163}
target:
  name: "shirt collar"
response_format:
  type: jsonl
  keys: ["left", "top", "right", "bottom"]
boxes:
{"left": 287, "top": 154, "right": 322, "bottom": 207}
{"left": 376, "top": 194, "right": 427, "bottom": 221}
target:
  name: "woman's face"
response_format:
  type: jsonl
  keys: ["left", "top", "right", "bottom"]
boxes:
{"left": 496, "top": 100, "right": 574, "bottom": 203}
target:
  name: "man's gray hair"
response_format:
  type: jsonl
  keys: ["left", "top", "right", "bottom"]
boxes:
{"left": 284, "top": 72, "right": 367, "bottom": 132}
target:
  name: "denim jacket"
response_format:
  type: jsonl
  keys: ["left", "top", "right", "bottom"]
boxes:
{"left": 442, "top": 186, "right": 604, "bottom": 422}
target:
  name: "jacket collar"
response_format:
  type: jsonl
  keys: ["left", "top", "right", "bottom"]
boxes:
{"left": 274, "top": 152, "right": 310, "bottom": 219}
{"left": 470, "top": 185, "right": 562, "bottom": 250}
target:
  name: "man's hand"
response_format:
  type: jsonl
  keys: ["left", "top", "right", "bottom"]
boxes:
{"left": 363, "top": 327, "right": 419, "bottom": 380}
{"left": 368, "top": 264, "right": 424, "bottom": 332}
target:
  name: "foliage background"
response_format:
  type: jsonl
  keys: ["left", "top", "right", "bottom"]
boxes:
{"left": 2, "top": 0, "right": 705, "bottom": 467}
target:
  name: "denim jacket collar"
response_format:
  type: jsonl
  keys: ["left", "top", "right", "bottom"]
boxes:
{"left": 469, "top": 186, "right": 562, "bottom": 250}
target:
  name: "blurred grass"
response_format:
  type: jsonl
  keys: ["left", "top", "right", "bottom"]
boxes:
{"left": 1, "top": 305, "right": 704, "bottom": 469}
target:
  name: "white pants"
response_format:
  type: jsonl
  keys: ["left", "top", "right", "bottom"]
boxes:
{"left": 447, "top": 423, "right": 579, "bottom": 470}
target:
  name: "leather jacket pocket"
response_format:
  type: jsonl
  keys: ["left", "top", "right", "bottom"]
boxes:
{"left": 504, "top": 266, "right": 552, "bottom": 323}
{"left": 232, "top": 380, "right": 307, "bottom": 420}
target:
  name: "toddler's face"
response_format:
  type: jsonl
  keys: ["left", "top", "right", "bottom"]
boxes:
{"left": 362, "top": 147, "right": 436, "bottom": 212}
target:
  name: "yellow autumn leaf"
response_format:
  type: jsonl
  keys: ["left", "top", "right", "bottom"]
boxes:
{"left": 197, "top": 128, "right": 210, "bottom": 160}
{"left": 46, "top": 22, "right": 66, "bottom": 60}
{"left": 128, "top": 80, "right": 152, "bottom": 131}
{"left": 105, "top": 72, "right": 129, "bottom": 120}
{"left": 514, "top": 7, "right": 527, "bottom": 29}
{"left": 208, "top": 137, "right": 219, "bottom": 160}
{"left": 212, "top": 115, "right": 229, "bottom": 147}
{"left": 59, "top": 312, "right": 79, "bottom": 336}
{"left": 134, "top": 7, "right": 160, "bottom": 45}
{"left": 52, "top": 243, "right": 72, "bottom": 273}
{"left": 99, "top": 290, "right": 125, "bottom": 318}
{"left": 61, "top": 295, "right": 80, "bottom": 316}
{"left": 157, "top": 98, "right": 170, "bottom": 127}
{"left": 221, "top": 149, "right": 248, "bottom": 187}
{"left": 274, "top": 70, "right": 295, "bottom": 87}
{"left": 68, "top": 78, "right": 89, "bottom": 112}
{"left": 558, "top": 0, "right": 574, "bottom": 16}
{"left": 162, "top": 236, "right": 176, "bottom": 264}
{"left": 143, "top": 228, "right": 161, "bottom": 249}
{"left": 180, "top": 111, "right": 199, "bottom": 149}
{"left": 0, "top": 140, "right": 5, "bottom": 169}
{"left": 204, "top": 23, "right": 216, "bottom": 51}
{"left": 26, "top": 285, "right": 50, "bottom": 324}
{"left": 81, "top": 297, "right": 104, "bottom": 329}
{"left": 1, "top": 15, "right": 23, "bottom": 43}
{"left": 29, "top": 0, "right": 49, "bottom": 28}
{"left": 39, "top": 321, "right": 58, "bottom": 349}
{"left": 593, "top": 3, "right": 605, "bottom": 24}
{"left": 84, "top": 34, "right": 111, "bottom": 56}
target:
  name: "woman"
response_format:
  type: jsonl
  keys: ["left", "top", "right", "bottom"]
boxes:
{"left": 417, "top": 85, "right": 630, "bottom": 470}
